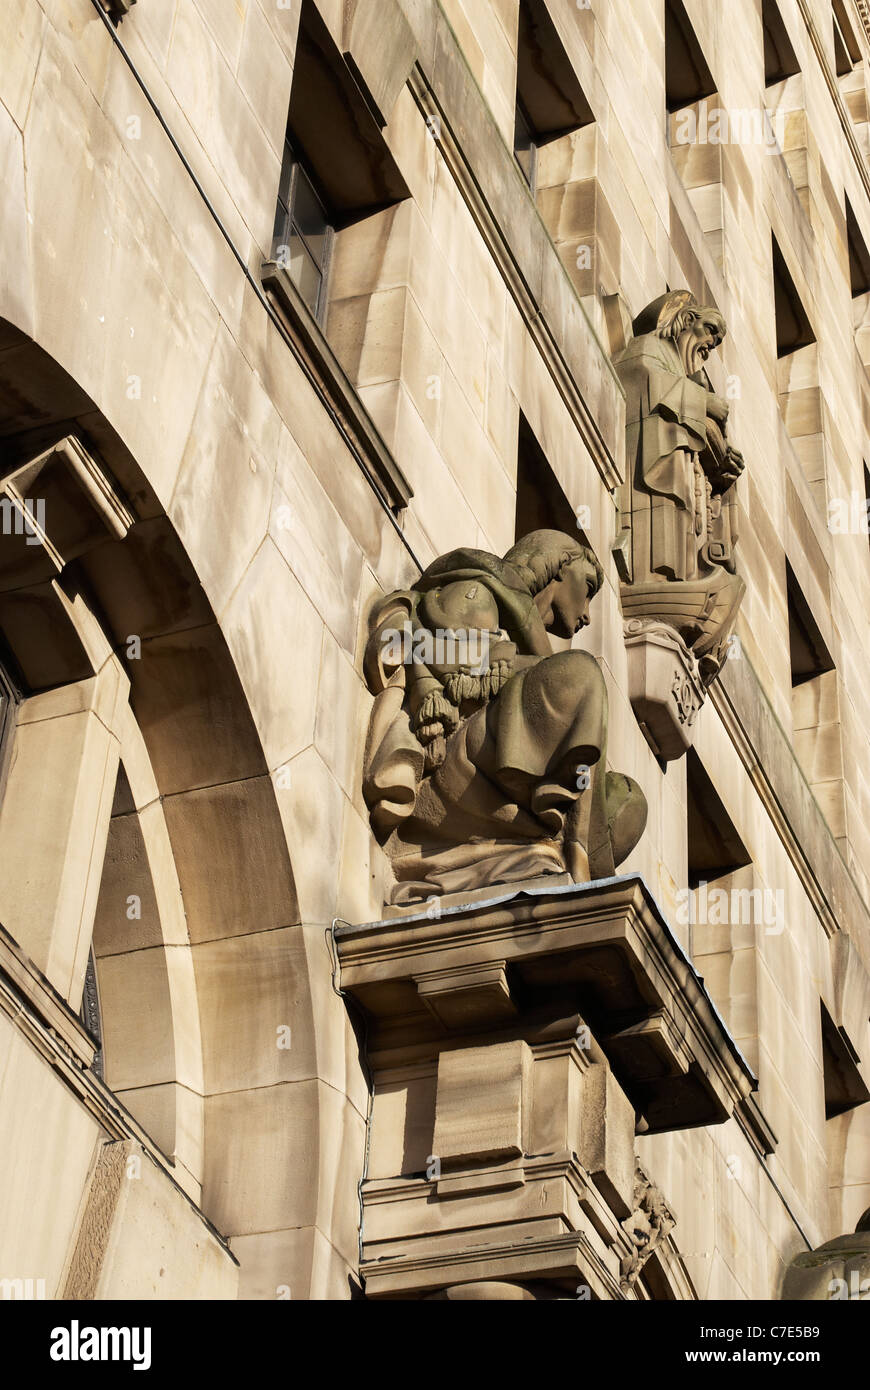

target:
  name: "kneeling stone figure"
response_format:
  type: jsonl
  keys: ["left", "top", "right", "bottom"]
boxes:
{"left": 363, "top": 529, "right": 648, "bottom": 905}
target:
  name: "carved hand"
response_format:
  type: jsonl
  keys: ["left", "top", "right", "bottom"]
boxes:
{"left": 720, "top": 446, "right": 744, "bottom": 484}
{"left": 705, "top": 391, "right": 729, "bottom": 425}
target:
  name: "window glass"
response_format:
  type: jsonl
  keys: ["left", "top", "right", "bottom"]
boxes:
{"left": 292, "top": 167, "right": 329, "bottom": 265}
{"left": 272, "top": 140, "right": 332, "bottom": 320}
{"left": 287, "top": 233, "right": 323, "bottom": 318}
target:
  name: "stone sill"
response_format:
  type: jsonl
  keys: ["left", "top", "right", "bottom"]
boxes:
{"left": 261, "top": 260, "right": 413, "bottom": 513}
{"left": 0, "top": 921, "right": 96, "bottom": 1068}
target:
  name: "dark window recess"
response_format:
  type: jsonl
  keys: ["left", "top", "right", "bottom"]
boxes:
{"left": 515, "top": 414, "right": 582, "bottom": 542}
{"left": 786, "top": 562, "right": 835, "bottom": 686}
{"left": 772, "top": 238, "right": 816, "bottom": 356}
{"left": 864, "top": 464, "right": 870, "bottom": 552}
{"left": 665, "top": 0, "right": 717, "bottom": 111}
{"left": 833, "top": 0, "right": 862, "bottom": 77}
{"left": 517, "top": 0, "right": 594, "bottom": 135}
{"left": 846, "top": 197, "right": 870, "bottom": 297}
{"left": 762, "top": 0, "right": 801, "bottom": 84}
{"left": 101, "top": 0, "right": 135, "bottom": 18}
{"left": 686, "top": 749, "right": 752, "bottom": 889}
{"left": 287, "top": 0, "right": 408, "bottom": 220}
{"left": 514, "top": 99, "right": 537, "bottom": 192}
{"left": 269, "top": 0, "right": 410, "bottom": 320}
{"left": 514, "top": 0, "right": 593, "bottom": 188}
{"left": 821, "top": 1002, "right": 870, "bottom": 1117}
{"left": 272, "top": 142, "right": 334, "bottom": 321}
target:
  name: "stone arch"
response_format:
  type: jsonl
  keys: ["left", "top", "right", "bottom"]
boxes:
{"left": 0, "top": 323, "right": 308, "bottom": 1232}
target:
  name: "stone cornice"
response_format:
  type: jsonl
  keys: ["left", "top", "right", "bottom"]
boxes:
{"left": 798, "top": 0, "right": 870, "bottom": 201}
{"left": 713, "top": 653, "right": 870, "bottom": 955}
{"left": 362, "top": 1228, "right": 627, "bottom": 1300}
{"left": 337, "top": 874, "right": 757, "bottom": 1134}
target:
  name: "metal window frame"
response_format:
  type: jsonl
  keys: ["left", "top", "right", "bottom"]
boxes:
{"left": 273, "top": 141, "right": 335, "bottom": 324}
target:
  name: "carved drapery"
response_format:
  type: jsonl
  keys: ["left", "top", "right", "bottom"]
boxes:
{"left": 613, "top": 291, "right": 746, "bottom": 760}
{"left": 362, "top": 530, "right": 648, "bottom": 904}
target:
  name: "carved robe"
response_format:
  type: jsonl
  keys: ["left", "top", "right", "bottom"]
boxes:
{"left": 615, "top": 329, "right": 711, "bottom": 584}
{"left": 363, "top": 546, "right": 646, "bottom": 904}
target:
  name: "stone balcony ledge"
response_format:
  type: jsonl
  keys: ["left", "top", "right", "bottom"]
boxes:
{"left": 335, "top": 873, "right": 757, "bottom": 1135}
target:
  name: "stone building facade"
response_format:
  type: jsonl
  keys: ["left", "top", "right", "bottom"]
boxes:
{"left": 1, "top": 0, "right": 869, "bottom": 1300}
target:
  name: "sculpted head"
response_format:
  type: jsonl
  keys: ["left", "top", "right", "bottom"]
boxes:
{"left": 632, "top": 290, "right": 726, "bottom": 377}
{"left": 505, "top": 530, "right": 604, "bottom": 639}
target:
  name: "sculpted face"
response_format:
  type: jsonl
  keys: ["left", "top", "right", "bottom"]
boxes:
{"left": 676, "top": 310, "right": 725, "bottom": 377}
{"left": 535, "top": 558, "right": 599, "bottom": 639}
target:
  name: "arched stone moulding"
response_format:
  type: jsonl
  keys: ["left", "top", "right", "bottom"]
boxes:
{"left": 0, "top": 435, "right": 210, "bottom": 1194}
{"left": 0, "top": 322, "right": 345, "bottom": 1296}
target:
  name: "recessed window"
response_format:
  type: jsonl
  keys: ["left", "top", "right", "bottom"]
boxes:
{"left": 686, "top": 749, "right": 752, "bottom": 890}
{"left": 514, "top": 414, "right": 581, "bottom": 542}
{"left": 266, "top": 0, "right": 408, "bottom": 324}
{"left": 821, "top": 1001, "right": 870, "bottom": 1116}
{"left": 272, "top": 140, "right": 334, "bottom": 322}
{"left": 833, "top": 0, "right": 862, "bottom": 76}
{"left": 79, "top": 950, "right": 103, "bottom": 1079}
{"left": 763, "top": 0, "right": 801, "bottom": 84}
{"left": 514, "top": 0, "right": 593, "bottom": 194}
{"left": 0, "top": 653, "right": 19, "bottom": 800}
{"left": 845, "top": 197, "right": 870, "bottom": 297}
{"left": 665, "top": 0, "right": 717, "bottom": 111}
{"left": 786, "top": 562, "right": 834, "bottom": 686}
{"left": 772, "top": 237, "right": 815, "bottom": 356}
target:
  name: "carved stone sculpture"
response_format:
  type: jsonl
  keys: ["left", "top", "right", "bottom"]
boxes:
{"left": 363, "top": 530, "right": 647, "bottom": 904}
{"left": 613, "top": 291, "right": 746, "bottom": 759}
{"left": 780, "top": 1209, "right": 870, "bottom": 1300}
{"left": 619, "top": 1161, "right": 676, "bottom": 1292}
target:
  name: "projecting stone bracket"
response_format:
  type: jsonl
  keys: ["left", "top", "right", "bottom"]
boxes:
{"left": 624, "top": 619, "right": 706, "bottom": 762}
{"left": 336, "top": 875, "right": 755, "bottom": 1299}
{"left": 0, "top": 436, "right": 135, "bottom": 691}
{"left": 413, "top": 960, "right": 516, "bottom": 1028}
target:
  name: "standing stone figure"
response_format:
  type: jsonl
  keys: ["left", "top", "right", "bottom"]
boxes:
{"left": 363, "top": 530, "right": 647, "bottom": 904}
{"left": 614, "top": 290, "right": 745, "bottom": 682}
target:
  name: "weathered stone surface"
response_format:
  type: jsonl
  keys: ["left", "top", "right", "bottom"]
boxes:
{"left": 614, "top": 292, "right": 745, "bottom": 712}
{"left": 363, "top": 529, "right": 647, "bottom": 902}
{"left": 64, "top": 1140, "right": 237, "bottom": 1300}
{"left": 336, "top": 875, "right": 749, "bottom": 1298}
{"left": 1, "top": 0, "right": 869, "bottom": 1309}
